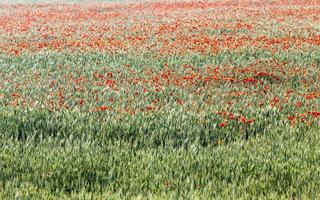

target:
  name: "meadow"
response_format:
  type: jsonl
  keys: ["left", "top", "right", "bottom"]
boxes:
{"left": 0, "top": 0, "right": 320, "bottom": 199}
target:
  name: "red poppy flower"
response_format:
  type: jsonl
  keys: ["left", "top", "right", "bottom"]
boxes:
{"left": 219, "top": 122, "right": 227, "bottom": 127}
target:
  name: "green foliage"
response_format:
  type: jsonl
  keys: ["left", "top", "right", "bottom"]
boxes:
{"left": 1, "top": 127, "right": 320, "bottom": 199}
{"left": 0, "top": 41, "right": 320, "bottom": 200}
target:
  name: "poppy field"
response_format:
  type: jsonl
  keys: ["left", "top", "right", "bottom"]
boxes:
{"left": 1, "top": 0, "right": 320, "bottom": 199}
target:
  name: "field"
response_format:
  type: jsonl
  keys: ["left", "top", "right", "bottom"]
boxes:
{"left": 0, "top": 0, "right": 320, "bottom": 199}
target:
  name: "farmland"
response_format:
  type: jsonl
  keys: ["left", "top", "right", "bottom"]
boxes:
{"left": 0, "top": 0, "right": 320, "bottom": 199}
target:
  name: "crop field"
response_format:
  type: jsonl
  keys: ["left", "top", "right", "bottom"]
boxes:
{"left": 0, "top": 0, "right": 320, "bottom": 199}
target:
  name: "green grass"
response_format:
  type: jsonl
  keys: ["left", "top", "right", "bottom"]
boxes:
{"left": 1, "top": 124, "right": 320, "bottom": 199}
{"left": 0, "top": 49, "right": 320, "bottom": 199}
{"left": 1, "top": 0, "right": 320, "bottom": 198}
